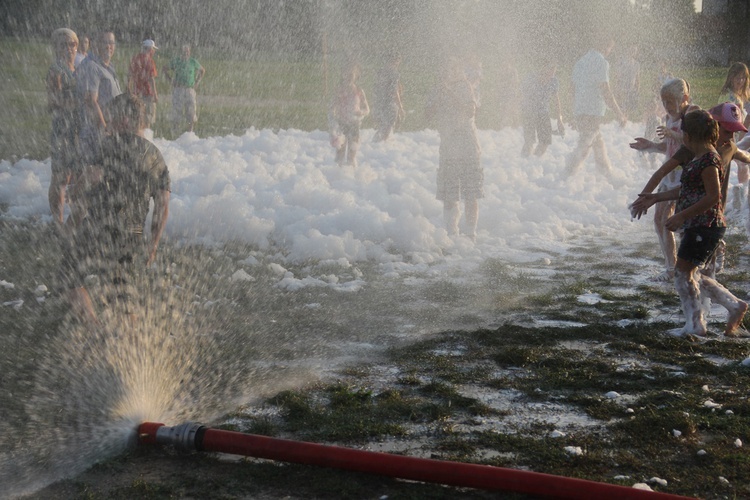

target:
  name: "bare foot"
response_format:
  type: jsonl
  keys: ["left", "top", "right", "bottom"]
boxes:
{"left": 725, "top": 300, "right": 749, "bottom": 336}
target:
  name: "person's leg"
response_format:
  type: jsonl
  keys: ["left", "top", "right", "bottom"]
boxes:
{"left": 145, "top": 96, "right": 157, "bottom": 128}
{"left": 591, "top": 128, "right": 612, "bottom": 174}
{"left": 534, "top": 113, "right": 552, "bottom": 156}
{"left": 673, "top": 259, "right": 706, "bottom": 337}
{"left": 464, "top": 198, "right": 478, "bottom": 241}
{"left": 335, "top": 143, "right": 346, "bottom": 165}
{"left": 521, "top": 119, "right": 535, "bottom": 157}
{"left": 565, "top": 115, "right": 596, "bottom": 175}
{"left": 48, "top": 168, "right": 71, "bottom": 224}
{"left": 653, "top": 200, "right": 676, "bottom": 280}
{"left": 345, "top": 123, "right": 361, "bottom": 167}
{"left": 171, "top": 90, "right": 181, "bottom": 135}
{"left": 698, "top": 274, "right": 748, "bottom": 336}
{"left": 187, "top": 89, "right": 197, "bottom": 133}
{"left": 443, "top": 200, "right": 460, "bottom": 236}
{"left": 346, "top": 140, "right": 359, "bottom": 167}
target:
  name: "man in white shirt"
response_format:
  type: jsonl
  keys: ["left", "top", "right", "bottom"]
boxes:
{"left": 566, "top": 36, "right": 626, "bottom": 176}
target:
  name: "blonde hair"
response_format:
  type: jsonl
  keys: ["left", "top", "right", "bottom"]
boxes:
{"left": 721, "top": 62, "right": 750, "bottom": 103}
{"left": 51, "top": 28, "right": 78, "bottom": 46}
{"left": 660, "top": 78, "right": 690, "bottom": 102}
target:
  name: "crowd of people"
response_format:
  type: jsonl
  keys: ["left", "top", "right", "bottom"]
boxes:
{"left": 46, "top": 28, "right": 177, "bottom": 324}
{"left": 46, "top": 26, "right": 750, "bottom": 338}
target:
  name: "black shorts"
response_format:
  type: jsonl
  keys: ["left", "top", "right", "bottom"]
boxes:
{"left": 677, "top": 226, "right": 726, "bottom": 267}
{"left": 58, "top": 221, "right": 141, "bottom": 289}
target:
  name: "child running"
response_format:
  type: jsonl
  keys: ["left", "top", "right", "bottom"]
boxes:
{"left": 629, "top": 78, "right": 696, "bottom": 281}
{"left": 631, "top": 109, "right": 748, "bottom": 338}
{"left": 329, "top": 62, "right": 369, "bottom": 167}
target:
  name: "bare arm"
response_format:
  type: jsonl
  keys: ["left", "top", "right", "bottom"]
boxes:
{"left": 46, "top": 69, "right": 63, "bottom": 111}
{"left": 630, "top": 137, "right": 667, "bottom": 154}
{"left": 734, "top": 148, "right": 750, "bottom": 164}
{"left": 628, "top": 157, "right": 682, "bottom": 218}
{"left": 162, "top": 65, "right": 173, "bottom": 85}
{"left": 666, "top": 166, "right": 721, "bottom": 232}
{"left": 630, "top": 186, "right": 680, "bottom": 219}
{"left": 84, "top": 90, "right": 106, "bottom": 129}
{"left": 600, "top": 81, "right": 626, "bottom": 125}
{"left": 195, "top": 66, "right": 205, "bottom": 87}
{"left": 148, "top": 189, "right": 170, "bottom": 266}
{"left": 641, "top": 157, "right": 681, "bottom": 194}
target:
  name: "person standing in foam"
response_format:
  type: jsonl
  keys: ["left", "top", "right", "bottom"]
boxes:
{"left": 566, "top": 35, "right": 626, "bottom": 176}
{"left": 629, "top": 79, "right": 697, "bottom": 282}
{"left": 426, "top": 57, "right": 482, "bottom": 241}
{"left": 631, "top": 110, "right": 747, "bottom": 338}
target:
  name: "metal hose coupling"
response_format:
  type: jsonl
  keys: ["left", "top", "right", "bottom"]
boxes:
{"left": 138, "top": 422, "right": 206, "bottom": 452}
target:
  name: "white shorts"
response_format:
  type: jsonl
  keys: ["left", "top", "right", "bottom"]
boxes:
{"left": 172, "top": 87, "right": 197, "bottom": 124}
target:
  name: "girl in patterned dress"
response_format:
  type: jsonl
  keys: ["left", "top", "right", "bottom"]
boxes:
{"left": 637, "top": 110, "right": 747, "bottom": 338}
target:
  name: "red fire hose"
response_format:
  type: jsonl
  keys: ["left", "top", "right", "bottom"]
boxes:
{"left": 138, "top": 422, "right": 694, "bottom": 499}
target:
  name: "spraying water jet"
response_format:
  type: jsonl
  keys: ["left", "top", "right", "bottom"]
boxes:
{"left": 138, "top": 421, "right": 694, "bottom": 499}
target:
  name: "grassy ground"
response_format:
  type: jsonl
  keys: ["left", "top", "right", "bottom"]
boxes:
{"left": 2, "top": 215, "right": 750, "bottom": 499}
{"left": 0, "top": 36, "right": 732, "bottom": 162}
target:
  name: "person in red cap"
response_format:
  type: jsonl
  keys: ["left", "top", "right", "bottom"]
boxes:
{"left": 630, "top": 105, "right": 750, "bottom": 338}
{"left": 128, "top": 39, "right": 159, "bottom": 128}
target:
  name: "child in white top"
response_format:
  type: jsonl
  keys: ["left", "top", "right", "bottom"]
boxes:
{"left": 629, "top": 78, "right": 696, "bottom": 281}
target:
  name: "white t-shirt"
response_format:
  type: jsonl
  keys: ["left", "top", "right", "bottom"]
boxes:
{"left": 572, "top": 50, "right": 609, "bottom": 117}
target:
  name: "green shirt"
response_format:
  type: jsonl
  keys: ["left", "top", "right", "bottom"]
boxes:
{"left": 169, "top": 57, "right": 202, "bottom": 88}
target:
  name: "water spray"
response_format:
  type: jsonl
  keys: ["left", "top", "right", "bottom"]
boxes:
{"left": 139, "top": 422, "right": 694, "bottom": 499}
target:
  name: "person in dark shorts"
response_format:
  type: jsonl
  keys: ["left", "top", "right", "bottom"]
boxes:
{"left": 630, "top": 109, "right": 747, "bottom": 338}
{"left": 62, "top": 93, "right": 170, "bottom": 323}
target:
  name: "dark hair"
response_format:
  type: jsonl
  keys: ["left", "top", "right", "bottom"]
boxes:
{"left": 106, "top": 93, "right": 146, "bottom": 131}
{"left": 681, "top": 109, "right": 719, "bottom": 145}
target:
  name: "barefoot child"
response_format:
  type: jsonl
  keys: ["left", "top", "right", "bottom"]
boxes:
{"left": 629, "top": 78, "right": 696, "bottom": 281}
{"left": 330, "top": 62, "right": 369, "bottom": 167}
{"left": 631, "top": 102, "right": 750, "bottom": 278}
{"left": 631, "top": 109, "right": 747, "bottom": 338}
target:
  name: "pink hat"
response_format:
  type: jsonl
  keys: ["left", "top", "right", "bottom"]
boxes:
{"left": 709, "top": 102, "right": 747, "bottom": 133}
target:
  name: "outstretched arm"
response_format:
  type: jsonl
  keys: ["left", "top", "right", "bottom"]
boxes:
{"left": 630, "top": 137, "right": 667, "bottom": 154}
{"left": 600, "top": 81, "right": 626, "bottom": 126}
{"left": 641, "top": 156, "right": 682, "bottom": 194}
{"left": 628, "top": 156, "right": 682, "bottom": 219}
{"left": 630, "top": 186, "right": 680, "bottom": 219}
